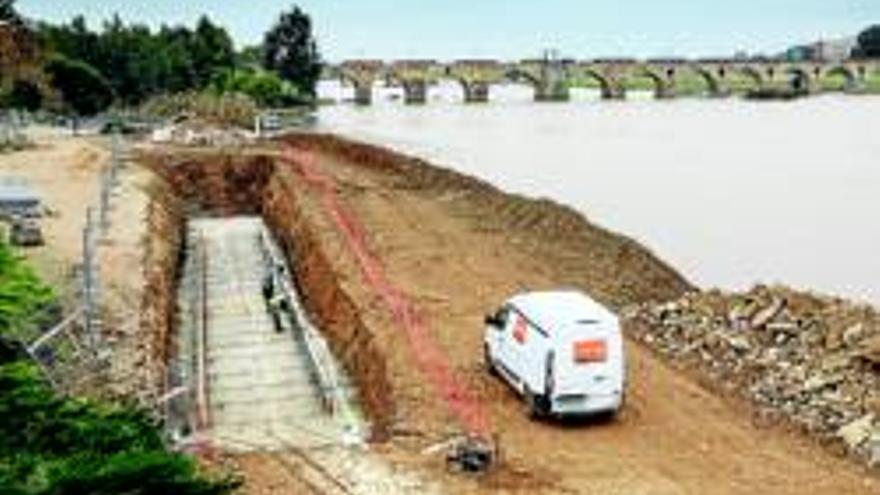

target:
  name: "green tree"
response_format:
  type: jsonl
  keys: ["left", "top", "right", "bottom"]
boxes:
{"left": 0, "top": 362, "right": 240, "bottom": 495}
{"left": 4, "top": 79, "right": 43, "bottom": 111}
{"left": 98, "top": 16, "right": 161, "bottom": 106}
{"left": 236, "top": 45, "right": 264, "bottom": 71}
{"left": 156, "top": 26, "right": 197, "bottom": 93}
{"left": 853, "top": 25, "right": 880, "bottom": 59}
{"left": 44, "top": 55, "right": 113, "bottom": 122}
{"left": 262, "top": 6, "right": 322, "bottom": 98}
{"left": 0, "top": 0, "right": 20, "bottom": 24}
{"left": 212, "top": 68, "right": 303, "bottom": 107}
{"left": 191, "top": 16, "right": 235, "bottom": 88}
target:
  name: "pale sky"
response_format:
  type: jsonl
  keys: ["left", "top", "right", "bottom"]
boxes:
{"left": 16, "top": 1, "right": 880, "bottom": 61}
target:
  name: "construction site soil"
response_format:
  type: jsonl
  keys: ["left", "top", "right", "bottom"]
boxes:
{"left": 129, "top": 134, "right": 879, "bottom": 494}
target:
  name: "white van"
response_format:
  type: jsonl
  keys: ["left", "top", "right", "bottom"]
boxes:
{"left": 483, "top": 290, "right": 625, "bottom": 418}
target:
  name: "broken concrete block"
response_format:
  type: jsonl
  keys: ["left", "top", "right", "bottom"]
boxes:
{"left": 751, "top": 297, "right": 787, "bottom": 330}
{"left": 837, "top": 414, "right": 875, "bottom": 450}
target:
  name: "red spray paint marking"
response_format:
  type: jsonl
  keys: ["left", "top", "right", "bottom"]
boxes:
{"left": 281, "top": 145, "right": 491, "bottom": 438}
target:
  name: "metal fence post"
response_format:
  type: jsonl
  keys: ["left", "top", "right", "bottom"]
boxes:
{"left": 82, "top": 207, "right": 103, "bottom": 354}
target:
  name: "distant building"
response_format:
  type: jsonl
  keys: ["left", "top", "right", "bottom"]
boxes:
{"left": 785, "top": 37, "right": 857, "bottom": 63}
{"left": 811, "top": 37, "right": 857, "bottom": 62}
{"left": 784, "top": 45, "right": 817, "bottom": 62}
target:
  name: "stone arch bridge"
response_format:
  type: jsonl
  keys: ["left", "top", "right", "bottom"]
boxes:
{"left": 326, "top": 58, "right": 878, "bottom": 105}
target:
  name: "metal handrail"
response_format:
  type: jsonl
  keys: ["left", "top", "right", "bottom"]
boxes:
{"left": 259, "top": 228, "right": 342, "bottom": 414}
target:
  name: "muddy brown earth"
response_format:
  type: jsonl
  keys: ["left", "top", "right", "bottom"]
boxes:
{"left": 9, "top": 131, "right": 879, "bottom": 493}
{"left": 269, "top": 134, "right": 879, "bottom": 494}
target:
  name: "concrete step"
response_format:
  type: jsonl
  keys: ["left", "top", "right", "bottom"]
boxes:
{"left": 210, "top": 381, "right": 315, "bottom": 407}
{"left": 182, "top": 216, "right": 359, "bottom": 452}
{"left": 209, "top": 346, "right": 300, "bottom": 362}
{"left": 211, "top": 402, "right": 327, "bottom": 425}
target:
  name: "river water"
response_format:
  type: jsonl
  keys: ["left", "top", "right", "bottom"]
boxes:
{"left": 316, "top": 82, "right": 880, "bottom": 305}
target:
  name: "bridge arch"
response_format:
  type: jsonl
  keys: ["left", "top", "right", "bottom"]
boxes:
{"left": 691, "top": 66, "right": 724, "bottom": 96}
{"left": 569, "top": 67, "right": 619, "bottom": 99}
{"left": 454, "top": 78, "right": 491, "bottom": 103}
{"left": 737, "top": 66, "right": 765, "bottom": 90}
{"left": 338, "top": 69, "right": 364, "bottom": 87}
{"left": 504, "top": 68, "right": 542, "bottom": 88}
{"left": 784, "top": 67, "right": 812, "bottom": 92}
{"left": 337, "top": 69, "right": 377, "bottom": 105}
{"left": 823, "top": 65, "right": 857, "bottom": 92}
{"left": 625, "top": 66, "right": 674, "bottom": 98}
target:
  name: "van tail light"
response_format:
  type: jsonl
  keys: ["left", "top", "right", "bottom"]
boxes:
{"left": 574, "top": 340, "right": 607, "bottom": 363}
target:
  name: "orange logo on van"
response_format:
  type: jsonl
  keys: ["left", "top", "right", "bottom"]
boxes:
{"left": 574, "top": 340, "right": 607, "bottom": 363}
{"left": 513, "top": 316, "right": 528, "bottom": 344}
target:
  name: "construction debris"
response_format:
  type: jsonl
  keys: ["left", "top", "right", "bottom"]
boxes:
{"left": 445, "top": 435, "right": 496, "bottom": 474}
{"left": 150, "top": 122, "right": 255, "bottom": 148}
{"left": 627, "top": 285, "right": 880, "bottom": 468}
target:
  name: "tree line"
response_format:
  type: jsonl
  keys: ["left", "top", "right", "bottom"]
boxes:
{"left": 852, "top": 25, "right": 880, "bottom": 59}
{"left": 0, "top": 0, "right": 322, "bottom": 118}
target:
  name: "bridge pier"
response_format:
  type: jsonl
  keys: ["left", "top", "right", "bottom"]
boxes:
{"left": 535, "top": 82, "right": 570, "bottom": 102}
{"left": 843, "top": 74, "right": 865, "bottom": 94}
{"left": 655, "top": 83, "right": 676, "bottom": 99}
{"left": 353, "top": 83, "right": 373, "bottom": 105}
{"left": 602, "top": 85, "right": 626, "bottom": 100}
{"left": 402, "top": 80, "right": 428, "bottom": 104}
{"left": 463, "top": 82, "right": 490, "bottom": 103}
{"left": 709, "top": 87, "right": 732, "bottom": 98}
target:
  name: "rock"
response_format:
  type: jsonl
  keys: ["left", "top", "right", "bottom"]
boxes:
{"left": 727, "top": 335, "right": 752, "bottom": 353}
{"left": 825, "top": 325, "right": 846, "bottom": 351}
{"left": 837, "top": 414, "right": 875, "bottom": 450}
{"left": 728, "top": 300, "right": 757, "bottom": 329}
{"left": 820, "top": 354, "right": 851, "bottom": 373}
{"left": 751, "top": 297, "right": 787, "bottom": 329}
{"left": 766, "top": 321, "right": 799, "bottom": 334}
{"left": 803, "top": 373, "right": 843, "bottom": 392}
{"left": 854, "top": 335, "right": 880, "bottom": 365}
{"left": 869, "top": 432, "right": 880, "bottom": 467}
{"left": 637, "top": 286, "right": 880, "bottom": 470}
{"left": 843, "top": 323, "right": 865, "bottom": 347}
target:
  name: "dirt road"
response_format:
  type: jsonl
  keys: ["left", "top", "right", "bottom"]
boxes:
{"left": 277, "top": 136, "right": 879, "bottom": 494}
{"left": 0, "top": 130, "right": 151, "bottom": 309}
{"left": 0, "top": 130, "right": 159, "bottom": 399}
{"left": 0, "top": 132, "right": 106, "bottom": 285}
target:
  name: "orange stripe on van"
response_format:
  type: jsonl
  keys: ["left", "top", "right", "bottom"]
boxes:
{"left": 574, "top": 339, "right": 607, "bottom": 363}
{"left": 513, "top": 316, "right": 528, "bottom": 344}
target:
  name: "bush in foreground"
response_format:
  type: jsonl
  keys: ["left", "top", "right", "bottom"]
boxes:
{"left": 0, "top": 242, "right": 239, "bottom": 495}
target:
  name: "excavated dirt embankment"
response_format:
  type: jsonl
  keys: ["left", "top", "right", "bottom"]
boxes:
{"left": 136, "top": 138, "right": 880, "bottom": 493}
{"left": 139, "top": 175, "right": 184, "bottom": 399}
{"left": 138, "top": 134, "right": 691, "bottom": 442}
{"left": 140, "top": 149, "right": 396, "bottom": 439}
{"left": 262, "top": 168, "right": 396, "bottom": 439}
{"left": 284, "top": 133, "right": 691, "bottom": 308}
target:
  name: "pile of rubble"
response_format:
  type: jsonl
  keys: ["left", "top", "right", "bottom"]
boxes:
{"left": 626, "top": 285, "right": 880, "bottom": 467}
{"left": 150, "top": 122, "right": 256, "bottom": 148}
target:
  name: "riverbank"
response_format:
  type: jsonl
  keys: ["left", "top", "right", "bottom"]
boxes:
{"left": 5, "top": 129, "right": 878, "bottom": 492}
{"left": 273, "top": 132, "right": 878, "bottom": 493}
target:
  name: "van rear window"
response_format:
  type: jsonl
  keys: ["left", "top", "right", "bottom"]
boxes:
{"left": 574, "top": 340, "right": 607, "bottom": 363}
